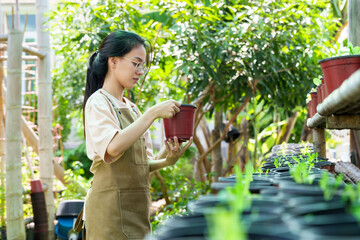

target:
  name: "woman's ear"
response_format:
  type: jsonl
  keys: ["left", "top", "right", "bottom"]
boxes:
{"left": 108, "top": 57, "right": 117, "bottom": 69}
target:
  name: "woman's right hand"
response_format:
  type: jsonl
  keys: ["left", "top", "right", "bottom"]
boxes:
{"left": 151, "top": 100, "right": 181, "bottom": 119}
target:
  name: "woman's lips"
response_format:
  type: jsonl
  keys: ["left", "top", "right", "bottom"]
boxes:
{"left": 133, "top": 78, "right": 139, "bottom": 83}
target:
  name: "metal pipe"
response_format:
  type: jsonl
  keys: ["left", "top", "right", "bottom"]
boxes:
{"left": 316, "top": 69, "right": 360, "bottom": 116}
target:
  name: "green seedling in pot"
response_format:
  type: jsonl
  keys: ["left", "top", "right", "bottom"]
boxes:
{"left": 331, "top": 41, "right": 360, "bottom": 57}
{"left": 342, "top": 183, "right": 360, "bottom": 223}
{"left": 207, "top": 163, "right": 253, "bottom": 240}
{"left": 319, "top": 172, "right": 343, "bottom": 201}
{"left": 290, "top": 156, "right": 315, "bottom": 184}
{"left": 274, "top": 157, "right": 281, "bottom": 168}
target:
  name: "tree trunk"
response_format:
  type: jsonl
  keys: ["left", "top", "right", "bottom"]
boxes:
{"left": 239, "top": 118, "right": 250, "bottom": 171}
{"left": 211, "top": 109, "right": 223, "bottom": 182}
{"left": 5, "top": 29, "right": 25, "bottom": 240}
{"left": 276, "top": 112, "right": 299, "bottom": 144}
{"left": 199, "top": 117, "right": 211, "bottom": 150}
{"left": 300, "top": 115, "right": 313, "bottom": 142}
{"left": 36, "top": 1, "right": 55, "bottom": 238}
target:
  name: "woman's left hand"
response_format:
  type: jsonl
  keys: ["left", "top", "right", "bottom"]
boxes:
{"left": 164, "top": 136, "right": 193, "bottom": 166}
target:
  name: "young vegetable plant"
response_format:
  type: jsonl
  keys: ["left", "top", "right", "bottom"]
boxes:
{"left": 319, "top": 172, "right": 343, "bottom": 201}
{"left": 207, "top": 163, "right": 253, "bottom": 240}
{"left": 290, "top": 155, "right": 315, "bottom": 184}
{"left": 331, "top": 41, "right": 360, "bottom": 56}
{"left": 341, "top": 183, "right": 360, "bottom": 222}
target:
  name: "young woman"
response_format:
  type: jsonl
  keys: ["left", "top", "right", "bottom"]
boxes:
{"left": 83, "top": 30, "right": 193, "bottom": 240}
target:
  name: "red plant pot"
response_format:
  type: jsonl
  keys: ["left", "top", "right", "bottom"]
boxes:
{"left": 310, "top": 92, "right": 318, "bottom": 114}
{"left": 307, "top": 100, "right": 315, "bottom": 118}
{"left": 317, "top": 85, "right": 322, "bottom": 104}
{"left": 319, "top": 55, "right": 360, "bottom": 95}
{"left": 31, "top": 179, "right": 44, "bottom": 193}
{"left": 163, "top": 104, "right": 196, "bottom": 142}
{"left": 320, "top": 77, "right": 328, "bottom": 99}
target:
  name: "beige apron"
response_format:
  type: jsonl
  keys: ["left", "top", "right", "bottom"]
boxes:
{"left": 85, "top": 95, "right": 150, "bottom": 240}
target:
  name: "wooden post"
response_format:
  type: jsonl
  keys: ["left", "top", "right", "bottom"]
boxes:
{"left": 313, "top": 128, "right": 326, "bottom": 158}
{"left": 0, "top": 0, "right": 5, "bottom": 228}
{"left": 349, "top": 0, "right": 360, "bottom": 45}
{"left": 349, "top": 0, "right": 360, "bottom": 167}
{"left": 5, "top": 29, "right": 25, "bottom": 240}
{"left": 211, "top": 109, "right": 223, "bottom": 182}
{"left": 36, "top": 0, "right": 55, "bottom": 238}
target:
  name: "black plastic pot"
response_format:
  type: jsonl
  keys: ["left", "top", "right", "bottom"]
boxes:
{"left": 210, "top": 182, "right": 235, "bottom": 193}
{"left": 300, "top": 224, "right": 360, "bottom": 240}
{"left": 247, "top": 223, "right": 298, "bottom": 240}
{"left": 278, "top": 181, "right": 325, "bottom": 199}
{"left": 284, "top": 200, "right": 347, "bottom": 220}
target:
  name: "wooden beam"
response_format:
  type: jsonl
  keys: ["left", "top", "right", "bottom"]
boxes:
{"left": 0, "top": 34, "right": 7, "bottom": 42}
{"left": 0, "top": 56, "right": 38, "bottom": 61}
{"left": 326, "top": 115, "right": 360, "bottom": 129}
{"left": 22, "top": 46, "right": 46, "bottom": 58}
{"left": 313, "top": 127, "right": 326, "bottom": 158}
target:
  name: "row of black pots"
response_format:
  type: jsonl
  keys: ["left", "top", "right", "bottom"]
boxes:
{"left": 261, "top": 154, "right": 335, "bottom": 173}
{"left": 150, "top": 194, "right": 298, "bottom": 240}
{"left": 150, "top": 168, "right": 360, "bottom": 240}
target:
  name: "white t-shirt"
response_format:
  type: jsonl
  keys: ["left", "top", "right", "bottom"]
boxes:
{"left": 84, "top": 89, "right": 154, "bottom": 173}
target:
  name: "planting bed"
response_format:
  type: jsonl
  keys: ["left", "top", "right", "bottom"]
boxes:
{"left": 147, "top": 144, "right": 360, "bottom": 240}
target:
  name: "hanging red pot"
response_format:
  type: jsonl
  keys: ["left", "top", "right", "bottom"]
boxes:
{"left": 310, "top": 92, "right": 318, "bottom": 115}
{"left": 319, "top": 55, "right": 360, "bottom": 95}
{"left": 307, "top": 100, "right": 315, "bottom": 118}
{"left": 163, "top": 104, "right": 197, "bottom": 142}
{"left": 317, "top": 85, "right": 322, "bottom": 104}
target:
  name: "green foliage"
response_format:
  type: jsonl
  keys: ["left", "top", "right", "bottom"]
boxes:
{"left": 313, "top": 75, "right": 322, "bottom": 87}
{"left": 165, "top": 0, "right": 340, "bottom": 113}
{"left": 150, "top": 146, "right": 207, "bottom": 230}
{"left": 63, "top": 142, "right": 92, "bottom": 179}
{"left": 60, "top": 162, "right": 92, "bottom": 200}
{"left": 150, "top": 179, "right": 206, "bottom": 230}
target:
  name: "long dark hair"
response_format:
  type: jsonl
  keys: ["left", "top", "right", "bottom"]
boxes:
{"left": 83, "top": 30, "right": 150, "bottom": 127}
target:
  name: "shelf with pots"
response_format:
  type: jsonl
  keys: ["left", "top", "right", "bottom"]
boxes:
{"left": 306, "top": 46, "right": 360, "bottom": 174}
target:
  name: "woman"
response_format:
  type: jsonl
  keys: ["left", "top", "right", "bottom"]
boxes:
{"left": 83, "top": 30, "right": 193, "bottom": 240}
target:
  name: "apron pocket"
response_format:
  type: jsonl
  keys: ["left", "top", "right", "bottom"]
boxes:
{"left": 118, "top": 190, "right": 150, "bottom": 239}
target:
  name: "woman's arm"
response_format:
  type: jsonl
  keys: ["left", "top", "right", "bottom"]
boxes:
{"left": 106, "top": 100, "right": 180, "bottom": 161}
{"left": 149, "top": 137, "right": 193, "bottom": 172}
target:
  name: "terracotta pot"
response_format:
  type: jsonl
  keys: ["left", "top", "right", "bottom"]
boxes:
{"left": 317, "top": 85, "right": 322, "bottom": 104}
{"left": 30, "top": 179, "right": 43, "bottom": 193}
{"left": 163, "top": 104, "right": 196, "bottom": 142}
{"left": 307, "top": 99, "right": 317, "bottom": 118}
{"left": 310, "top": 91, "right": 318, "bottom": 115}
{"left": 320, "top": 76, "right": 328, "bottom": 99}
{"left": 319, "top": 55, "right": 360, "bottom": 95}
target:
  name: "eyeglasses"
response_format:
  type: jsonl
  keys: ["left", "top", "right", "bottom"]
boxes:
{"left": 123, "top": 57, "right": 148, "bottom": 74}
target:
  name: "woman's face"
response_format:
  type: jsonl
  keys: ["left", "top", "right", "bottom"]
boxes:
{"left": 110, "top": 45, "right": 147, "bottom": 90}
